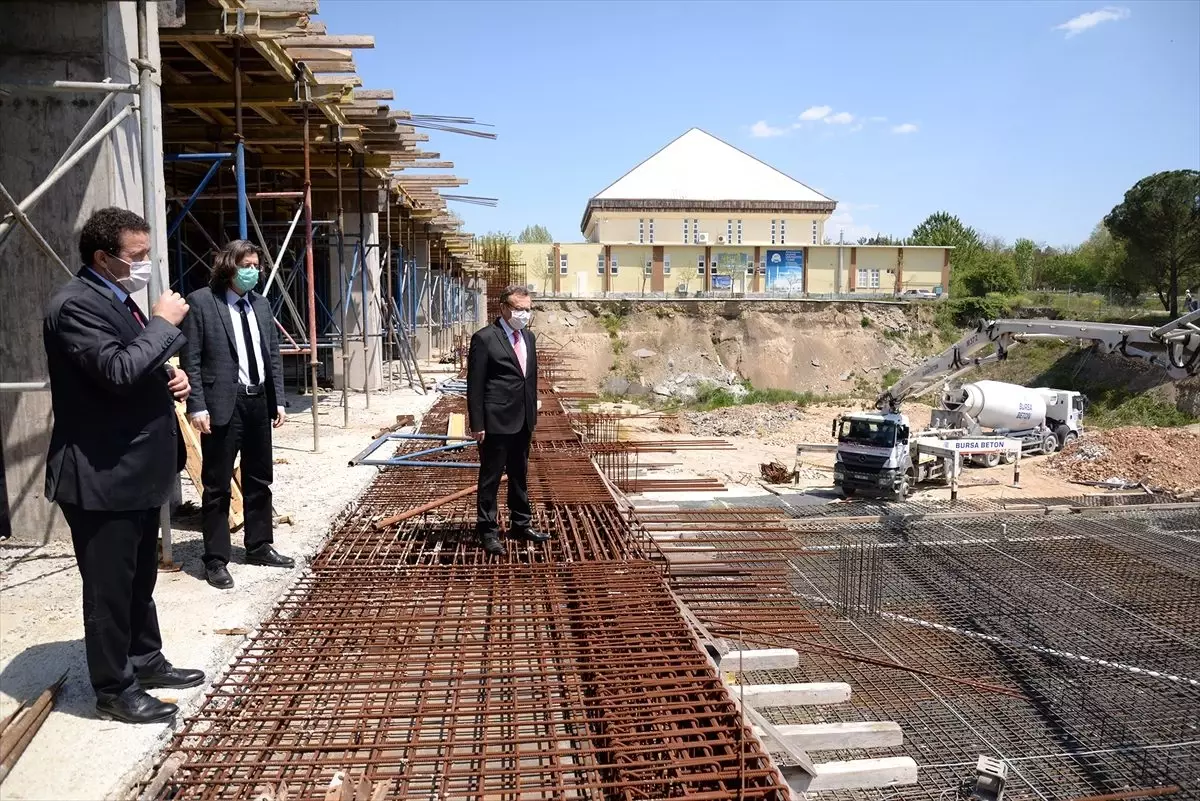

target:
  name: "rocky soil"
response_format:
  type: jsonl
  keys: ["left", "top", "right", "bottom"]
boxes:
{"left": 680, "top": 401, "right": 935, "bottom": 447}
{"left": 1045, "top": 427, "right": 1200, "bottom": 497}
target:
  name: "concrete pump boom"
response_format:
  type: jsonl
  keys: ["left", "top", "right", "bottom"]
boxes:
{"left": 877, "top": 308, "right": 1200, "bottom": 415}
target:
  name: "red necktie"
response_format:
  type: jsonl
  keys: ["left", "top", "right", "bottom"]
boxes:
{"left": 123, "top": 296, "right": 147, "bottom": 328}
{"left": 512, "top": 330, "right": 526, "bottom": 375}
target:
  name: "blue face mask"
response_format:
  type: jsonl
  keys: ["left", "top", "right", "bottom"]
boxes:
{"left": 234, "top": 266, "right": 260, "bottom": 293}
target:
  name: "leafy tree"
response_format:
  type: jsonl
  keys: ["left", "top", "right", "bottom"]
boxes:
{"left": 1104, "top": 170, "right": 1200, "bottom": 316}
{"left": 953, "top": 247, "right": 1020, "bottom": 297}
{"left": 528, "top": 250, "right": 556, "bottom": 294}
{"left": 517, "top": 224, "right": 553, "bottom": 244}
{"left": 1013, "top": 238, "right": 1036, "bottom": 288}
{"left": 857, "top": 234, "right": 899, "bottom": 245}
{"left": 908, "top": 211, "right": 983, "bottom": 258}
{"left": 675, "top": 264, "right": 699, "bottom": 293}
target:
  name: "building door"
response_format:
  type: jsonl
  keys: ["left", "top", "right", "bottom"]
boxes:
{"left": 577, "top": 272, "right": 588, "bottom": 296}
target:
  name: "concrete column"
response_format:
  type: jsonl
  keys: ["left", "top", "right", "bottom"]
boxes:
{"left": 328, "top": 212, "right": 382, "bottom": 391}
{"left": 849, "top": 247, "right": 858, "bottom": 291}
{"left": 941, "top": 248, "right": 950, "bottom": 294}
{"left": 0, "top": 1, "right": 164, "bottom": 543}
{"left": 802, "top": 246, "right": 810, "bottom": 294}
{"left": 651, "top": 245, "right": 664, "bottom": 293}
{"left": 551, "top": 243, "right": 561, "bottom": 294}
{"left": 413, "top": 235, "right": 431, "bottom": 358}
{"left": 895, "top": 246, "right": 904, "bottom": 294}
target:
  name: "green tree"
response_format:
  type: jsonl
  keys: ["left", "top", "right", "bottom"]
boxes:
{"left": 1104, "top": 170, "right": 1200, "bottom": 316}
{"left": 1013, "top": 238, "right": 1036, "bottom": 288}
{"left": 517, "top": 224, "right": 553, "bottom": 244}
{"left": 908, "top": 211, "right": 983, "bottom": 257}
{"left": 857, "top": 234, "right": 899, "bottom": 245}
{"left": 953, "top": 248, "right": 1020, "bottom": 297}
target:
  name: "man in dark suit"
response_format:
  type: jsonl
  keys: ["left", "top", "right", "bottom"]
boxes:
{"left": 466, "top": 285, "right": 549, "bottom": 556}
{"left": 44, "top": 207, "right": 205, "bottom": 724}
{"left": 180, "top": 240, "right": 293, "bottom": 590}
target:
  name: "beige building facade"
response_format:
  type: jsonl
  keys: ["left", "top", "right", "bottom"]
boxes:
{"left": 513, "top": 129, "right": 951, "bottom": 298}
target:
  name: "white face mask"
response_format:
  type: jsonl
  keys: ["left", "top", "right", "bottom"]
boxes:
{"left": 106, "top": 253, "right": 153, "bottom": 294}
{"left": 509, "top": 309, "right": 532, "bottom": 330}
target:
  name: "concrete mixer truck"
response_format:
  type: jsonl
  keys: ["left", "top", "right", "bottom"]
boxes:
{"left": 827, "top": 309, "right": 1200, "bottom": 500}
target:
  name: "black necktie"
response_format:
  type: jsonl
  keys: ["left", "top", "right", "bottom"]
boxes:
{"left": 123, "top": 296, "right": 146, "bottom": 328}
{"left": 237, "top": 299, "right": 261, "bottom": 386}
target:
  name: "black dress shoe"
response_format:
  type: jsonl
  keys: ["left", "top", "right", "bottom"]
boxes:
{"left": 246, "top": 545, "right": 295, "bottom": 568}
{"left": 511, "top": 528, "right": 551, "bottom": 543}
{"left": 206, "top": 564, "right": 234, "bottom": 590}
{"left": 96, "top": 687, "right": 178, "bottom": 724}
{"left": 481, "top": 534, "right": 505, "bottom": 556}
{"left": 137, "top": 664, "right": 206, "bottom": 690}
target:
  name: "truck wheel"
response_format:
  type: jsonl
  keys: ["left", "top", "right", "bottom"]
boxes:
{"left": 1054, "top": 425, "right": 1072, "bottom": 452}
{"left": 1000, "top": 451, "right": 1015, "bottom": 465}
{"left": 840, "top": 487, "right": 856, "bottom": 499}
{"left": 981, "top": 452, "right": 1001, "bottom": 468}
{"left": 1042, "top": 432, "right": 1059, "bottom": 454}
{"left": 896, "top": 467, "right": 915, "bottom": 501}
{"left": 1062, "top": 431, "right": 1078, "bottom": 448}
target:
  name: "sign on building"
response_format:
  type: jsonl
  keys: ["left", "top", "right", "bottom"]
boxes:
{"left": 712, "top": 274, "right": 733, "bottom": 290}
{"left": 765, "top": 249, "right": 805, "bottom": 291}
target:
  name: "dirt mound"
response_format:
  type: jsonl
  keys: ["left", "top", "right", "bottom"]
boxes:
{"left": 680, "top": 402, "right": 935, "bottom": 448}
{"left": 1045, "top": 427, "right": 1200, "bottom": 497}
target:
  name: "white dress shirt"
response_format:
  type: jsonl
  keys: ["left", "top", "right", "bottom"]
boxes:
{"left": 191, "top": 289, "right": 284, "bottom": 421}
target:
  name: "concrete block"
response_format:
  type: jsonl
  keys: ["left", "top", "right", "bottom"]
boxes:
{"left": 768, "top": 721, "right": 903, "bottom": 751}
{"left": 793, "top": 757, "right": 919, "bottom": 792}
{"left": 719, "top": 648, "right": 800, "bottom": 672}
{"left": 735, "top": 682, "right": 851, "bottom": 708}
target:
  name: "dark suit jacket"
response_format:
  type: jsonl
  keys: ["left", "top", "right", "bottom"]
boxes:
{"left": 43, "top": 269, "right": 186, "bottom": 511}
{"left": 467, "top": 319, "right": 538, "bottom": 436}
{"left": 179, "top": 286, "right": 283, "bottom": 427}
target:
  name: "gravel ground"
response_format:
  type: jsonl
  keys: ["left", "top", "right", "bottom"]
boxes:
{"left": 0, "top": 370, "right": 450, "bottom": 800}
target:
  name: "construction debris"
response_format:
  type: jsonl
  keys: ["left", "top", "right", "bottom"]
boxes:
{"left": 1046, "top": 427, "right": 1200, "bottom": 497}
{"left": 760, "top": 459, "right": 797, "bottom": 484}
{"left": 0, "top": 672, "right": 66, "bottom": 784}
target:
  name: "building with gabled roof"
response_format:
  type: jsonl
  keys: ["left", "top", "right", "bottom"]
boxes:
{"left": 515, "top": 128, "right": 951, "bottom": 299}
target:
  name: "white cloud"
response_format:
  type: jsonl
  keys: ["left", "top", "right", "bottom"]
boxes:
{"left": 1054, "top": 6, "right": 1130, "bottom": 38}
{"left": 826, "top": 208, "right": 877, "bottom": 243}
{"left": 891, "top": 122, "right": 919, "bottom": 134}
{"left": 824, "top": 111, "right": 855, "bottom": 125}
{"left": 749, "top": 120, "right": 787, "bottom": 138}
{"left": 798, "top": 105, "right": 832, "bottom": 121}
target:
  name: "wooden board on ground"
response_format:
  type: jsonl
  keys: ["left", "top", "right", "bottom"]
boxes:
{"left": 447, "top": 412, "right": 466, "bottom": 440}
{"left": 175, "top": 403, "right": 244, "bottom": 532}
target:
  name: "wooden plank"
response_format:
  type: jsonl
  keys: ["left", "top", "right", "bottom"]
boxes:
{"left": 246, "top": 0, "right": 319, "bottom": 11}
{"left": 447, "top": 413, "right": 466, "bottom": 440}
{"left": 765, "top": 722, "right": 904, "bottom": 751}
{"left": 175, "top": 404, "right": 243, "bottom": 531}
{"left": 164, "top": 84, "right": 346, "bottom": 108}
{"left": 795, "top": 757, "right": 918, "bottom": 792}
{"left": 285, "top": 48, "right": 354, "bottom": 61}
{"left": 350, "top": 89, "right": 393, "bottom": 100}
{"left": 736, "top": 682, "right": 852, "bottom": 708}
{"left": 719, "top": 649, "right": 800, "bottom": 672}
{"left": 281, "top": 35, "right": 375, "bottom": 48}
{"left": 178, "top": 40, "right": 236, "bottom": 82}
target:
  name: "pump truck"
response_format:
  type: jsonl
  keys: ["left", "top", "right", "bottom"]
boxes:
{"left": 828, "top": 309, "right": 1200, "bottom": 500}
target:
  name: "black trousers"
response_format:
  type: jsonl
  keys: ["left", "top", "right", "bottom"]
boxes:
{"left": 200, "top": 391, "right": 273, "bottom": 567}
{"left": 475, "top": 426, "right": 532, "bottom": 536}
{"left": 59, "top": 503, "right": 167, "bottom": 700}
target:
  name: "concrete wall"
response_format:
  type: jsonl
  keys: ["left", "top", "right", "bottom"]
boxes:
{"left": 326, "top": 212, "right": 383, "bottom": 391}
{"left": 512, "top": 242, "right": 952, "bottom": 298}
{"left": 589, "top": 211, "right": 831, "bottom": 247}
{"left": 0, "top": 2, "right": 165, "bottom": 543}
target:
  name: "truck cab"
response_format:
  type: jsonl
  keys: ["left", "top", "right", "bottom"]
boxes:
{"left": 832, "top": 412, "right": 912, "bottom": 498}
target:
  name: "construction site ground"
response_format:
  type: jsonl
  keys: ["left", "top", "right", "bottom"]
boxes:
{"left": 0, "top": 368, "right": 452, "bottom": 800}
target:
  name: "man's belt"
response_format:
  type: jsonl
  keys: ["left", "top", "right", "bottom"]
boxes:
{"left": 238, "top": 383, "right": 265, "bottom": 396}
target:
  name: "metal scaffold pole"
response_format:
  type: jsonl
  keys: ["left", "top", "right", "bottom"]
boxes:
{"left": 300, "top": 67, "right": 319, "bottom": 452}
{"left": 135, "top": 0, "right": 173, "bottom": 565}
{"left": 357, "top": 162, "right": 370, "bottom": 410}
{"left": 335, "top": 137, "right": 349, "bottom": 427}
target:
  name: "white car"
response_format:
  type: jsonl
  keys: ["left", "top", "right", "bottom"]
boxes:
{"left": 901, "top": 289, "right": 939, "bottom": 300}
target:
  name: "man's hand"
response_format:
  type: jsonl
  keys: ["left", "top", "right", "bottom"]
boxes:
{"left": 152, "top": 291, "right": 189, "bottom": 326}
{"left": 274, "top": 407, "right": 287, "bottom": 429}
{"left": 167, "top": 367, "right": 190, "bottom": 402}
{"left": 472, "top": 430, "right": 485, "bottom": 443}
{"left": 190, "top": 412, "right": 212, "bottom": 435}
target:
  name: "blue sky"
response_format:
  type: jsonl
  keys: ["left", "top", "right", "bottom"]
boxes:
{"left": 334, "top": 0, "right": 1200, "bottom": 247}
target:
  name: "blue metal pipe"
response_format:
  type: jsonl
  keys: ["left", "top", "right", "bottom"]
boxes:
{"left": 235, "top": 140, "right": 247, "bottom": 239}
{"left": 166, "top": 158, "right": 225, "bottom": 238}
{"left": 163, "top": 152, "right": 232, "bottom": 161}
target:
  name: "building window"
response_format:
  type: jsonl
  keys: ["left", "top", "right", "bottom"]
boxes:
{"left": 771, "top": 219, "right": 777, "bottom": 245}
{"left": 711, "top": 259, "right": 718, "bottom": 275}
{"left": 697, "top": 255, "right": 706, "bottom": 275}
{"left": 638, "top": 218, "right": 645, "bottom": 244}
{"left": 780, "top": 219, "right": 787, "bottom": 245}
{"left": 648, "top": 219, "right": 655, "bottom": 243}
{"left": 857, "top": 268, "right": 880, "bottom": 289}
{"left": 812, "top": 220, "right": 818, "bottom": 244}
{"left": 683, "top": 218, "right": 689, "bottom": 244}
{"left": 736, "top": 219, "right": 743, "bottom": 244}
{"left": 664, "top": 255, "right": 672, "bottom": 275}
{"left": 644, "top": 260, "right": 653, "bottom": 276}
{"left": 610, "top": 256, "right": 619, "bottom": 275}
{"left": 759, "top": 260, "right": 766, "bottom": 274}
{"left": 597, "top": 254, "right": 604, "bottom": 275}
{"left": 727, "top": 219, "right": 733, "bottom": 243}
{"left": 559, "top": 253, "right": 568, "bottom": 275}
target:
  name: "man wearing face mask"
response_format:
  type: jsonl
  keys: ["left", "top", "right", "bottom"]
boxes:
{"left": 180, "top": 240, "right": 292, "bottom": 590}
{"left": 44, "top": 207, "right": 204, "bottom": 724}
{"left": 466, "top": 285, "right": 549, "bottom": 556}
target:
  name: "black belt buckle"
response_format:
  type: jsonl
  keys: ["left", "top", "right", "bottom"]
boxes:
{"left": 240, "top": 383, "right": 263, "bottom": 396}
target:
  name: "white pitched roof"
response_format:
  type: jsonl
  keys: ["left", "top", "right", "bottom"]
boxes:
{"left": 592, "top": 128, "right": 833, "bottom": 204}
